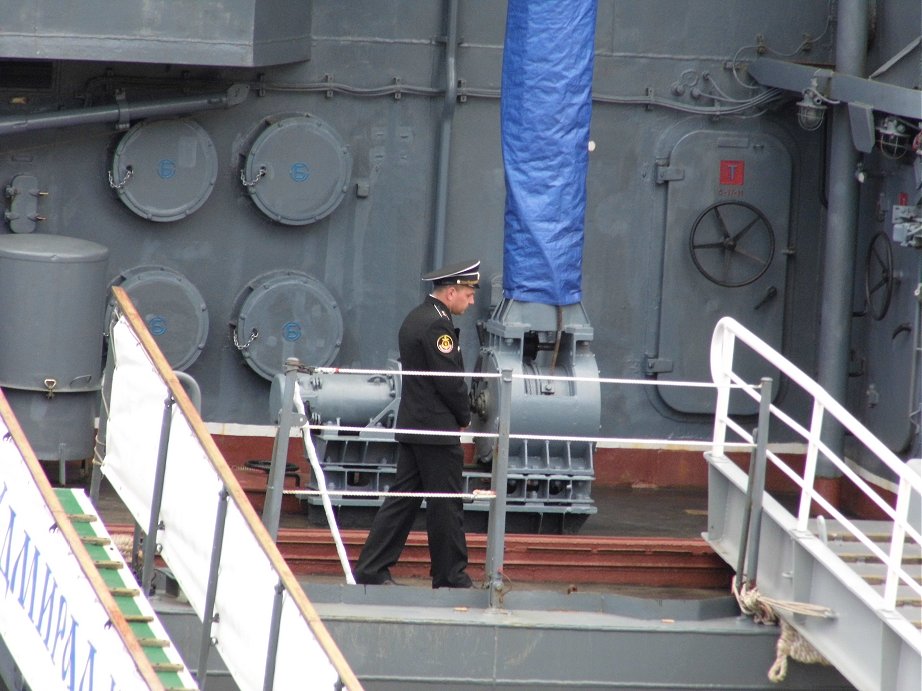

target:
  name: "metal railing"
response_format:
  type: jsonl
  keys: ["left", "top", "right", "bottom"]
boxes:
{"left": 267, "top": 359, "right": 757, "bottom": 609}
{"left": 710, "top": 316, "right": 922, "bottom": 611}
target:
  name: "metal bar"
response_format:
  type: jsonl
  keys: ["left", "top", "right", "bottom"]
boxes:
{"left": 263, "top": 359, "right": 299, "bottom": 541}
{"left": 262, "top": 579, "right": 285, "bottom": 691}
{"left": 293, "top": 381, "right": 355, "bottom": 583}
{"left": 486, "top": 369, "right": 513, "bottom": 609}
{"left": 431, "top": 0, "right": 460, "bottom": 269}
{"left": 743, "top": 378, "right": 772, "bottom": 583}
{"left": 884, "top": 473, "right": 912, "bottom": 607}
{"left": 132, "top": 520, "right": 142, "bottom": 577}
{"left": 141, "top": 394, "right": 174, "bottom": 595}
{"left": 816, "top": 0, "right": 867, "bottom": 470}
{"left": 710, "top": 324, "right": 736, "bottom": 458}
{"left": 196, "top": 486, "right": 229, "bottom": 688}
{"left": 748, "top": 59, "right": 922, "bottom": 120}
{"left": 0, "top": 84, "right": 249, "bottom": 136}
{"left": 173, "top": 370, "right": 202, "bottom": 413}
{"left": 90, "top": 333, "right": 117, "bottom": 505}
{"left": 798, "top": 400, "right": 826, "bottom": 530}
{"left": 734, "top": 433, "right": 758, "bottom": 591}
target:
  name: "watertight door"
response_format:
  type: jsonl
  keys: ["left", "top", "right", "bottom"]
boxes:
{"left": 657, "top": 129, "right": 791, "bottom": 414}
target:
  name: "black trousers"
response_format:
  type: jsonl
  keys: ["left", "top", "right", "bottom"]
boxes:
{"left": 354, "top": 442, "right": 471, "bottom": 588}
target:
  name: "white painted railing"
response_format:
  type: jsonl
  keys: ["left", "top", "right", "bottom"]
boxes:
{"left": 710, "top": 316, "right": 922, "bottom": 611}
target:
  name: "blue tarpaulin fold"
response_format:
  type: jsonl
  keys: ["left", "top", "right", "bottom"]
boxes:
{"left": 501, "top": 0, "right": 596, "bottom": 305}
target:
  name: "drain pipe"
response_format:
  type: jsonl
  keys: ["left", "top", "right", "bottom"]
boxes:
{"left": 431, "top": 0, "right": 460, "bottom": 270}
{"left": 0, "top": 83, "right": 249, "bottom": 137}
{"left": 815, "top": 0, "right": 868, "bottom": 475}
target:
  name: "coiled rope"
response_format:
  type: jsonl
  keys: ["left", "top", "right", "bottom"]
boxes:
{"left": 732, "top": 580, "right": 833, "bottom": 682}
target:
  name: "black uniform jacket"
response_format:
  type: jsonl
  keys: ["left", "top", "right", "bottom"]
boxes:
{"left": 395, "top": 295, "right": 471, "bottom": 445}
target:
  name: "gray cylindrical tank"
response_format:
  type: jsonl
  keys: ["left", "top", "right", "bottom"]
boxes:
{"left": 0, "top": 234, "right": 109, "bottom": 392}
{"left": 0, "top": 234, "right": 109, "bottom": 463}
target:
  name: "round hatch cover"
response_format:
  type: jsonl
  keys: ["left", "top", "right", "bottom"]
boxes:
{"left": 243, "top": 115, "right": 352, "bottom": 225}
{"left": 233, "top": 270, "right": 343, "bottom": 379}
{"left": 109, "top": 266, "right": 209, "bottom": 371}
{"left": 111, "top": 119, "right": 218, "bottom": 222}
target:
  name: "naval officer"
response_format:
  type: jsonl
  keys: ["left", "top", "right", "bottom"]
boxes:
{"left": 354, "top": 260, "right": 480, "bottom": 588}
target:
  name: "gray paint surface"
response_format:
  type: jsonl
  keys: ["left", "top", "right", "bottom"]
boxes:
{"left": 0, "top": 0, "right": 916, "bottom": 469}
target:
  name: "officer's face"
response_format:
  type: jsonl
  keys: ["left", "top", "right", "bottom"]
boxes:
{"left": 446, "top": 286, "right": 476, "bottom": 315}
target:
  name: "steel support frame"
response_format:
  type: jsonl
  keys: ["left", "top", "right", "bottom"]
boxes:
{"left": 706, "top": 453, "right": 921, "bottom": 691}
{"left": 748, "top": 59, "right": 922, "bottom": 121}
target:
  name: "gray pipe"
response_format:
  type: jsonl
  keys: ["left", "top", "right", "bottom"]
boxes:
{"left": 431, "top": 0, "right": 460, "bottom": 270}
{"left": 816, "top": 0, "right": 868, "bottom": 474}
{"left": 0, "top": 83, "right": 248, "bottom": 137}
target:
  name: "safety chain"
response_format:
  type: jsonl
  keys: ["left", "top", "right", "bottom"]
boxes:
{"left": 240, "top": 165, "right": 267, "bottom": 188}
{"left": 108, "top": 166, "right": 134, "bottom": 190}
{"left": 232, "top": 327, "right": 259, "bottom": 351}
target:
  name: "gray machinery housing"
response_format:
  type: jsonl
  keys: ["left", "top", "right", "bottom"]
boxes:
{"left": 0, "top": 234, "right": 109, "bottom": 478}
{"left": 272, "top": 298, "right": 600, "bottom": 533}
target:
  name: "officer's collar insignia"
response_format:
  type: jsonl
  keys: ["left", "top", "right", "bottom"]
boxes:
{"left": 436, "top": 334, "right": 454, "bottom": 353}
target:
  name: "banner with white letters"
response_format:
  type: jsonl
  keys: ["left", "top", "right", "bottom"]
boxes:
{"left": 0, "top": 410, "right": 152, "bottom": 690}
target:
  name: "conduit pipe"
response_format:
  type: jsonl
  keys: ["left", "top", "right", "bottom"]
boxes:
{"left": 0, "top": 83, "right": 249, "bottom": 137}
{"left": 816, "top": 0, "right": 868, "bottom": 473}
{"left": 431, "top": 0, "right": 460, "bottom": 271}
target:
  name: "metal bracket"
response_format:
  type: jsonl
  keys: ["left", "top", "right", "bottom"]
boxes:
{"left": 750, "top": 58, "right": 922, "bottom": 121}
{"left": 655, "top": 164, "right": 685, "bottom": 184}
{"left": 644, "top": 357, "right": 674, "bottom": 374}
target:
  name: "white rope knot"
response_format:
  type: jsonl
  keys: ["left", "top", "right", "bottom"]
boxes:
{"left": 732, "top": 580, "right": 832, "bottom": 682}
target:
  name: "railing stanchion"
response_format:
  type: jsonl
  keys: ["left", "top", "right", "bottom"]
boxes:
{"left": 90, "top": 325, "right": 117, "bottom": 506}
{"left": 197, "top": 486, "right": 229, "bottom": 687}
{"left": 263, "top": 358, "right": 300, "bottom": 541}
{"left": 141, "top": 394, "right": 174, "bottom": 596}
{"left": 798, "top": 399, "right": 826, "bottom": 529}
{"left": 885, "top": 472, "right": 913, "bottom": 607}
{"left": 735, "top": 428, "right": 758, "bottom": 591}
{"left": 743, "top": 377, "right": 772, "bottom": 585}
{"left": 485, "top": 368, "right": 512, "bottom": 609}
{"left": 710, "top": 323, "right": 736, "bottom": 458}
{"left": 263, "top": 579, "right": 285, "bottom": 691}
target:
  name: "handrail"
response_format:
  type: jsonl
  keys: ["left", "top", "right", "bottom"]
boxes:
{"left": 710, "top": 316, "right": 922, "bottom": 611}
{"left": 105, "top": 286, "right": 362, "bottom": 691}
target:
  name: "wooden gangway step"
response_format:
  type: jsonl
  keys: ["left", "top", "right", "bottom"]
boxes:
{"left": 56, "top": 488, "right": 199, "bottom": 690}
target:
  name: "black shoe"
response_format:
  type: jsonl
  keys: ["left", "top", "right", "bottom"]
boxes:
{"left": 356, "top": 575, "right": 402, "bottom": 586}
{"left": 433, "top": 574, "right": 474, "bottom": 589}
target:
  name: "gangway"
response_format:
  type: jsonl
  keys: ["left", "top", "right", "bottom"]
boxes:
{"left": 0, "top": 390, "right": 197, "bottom": 690}
{"left": 704, "top": 317, "right": 922, "bottom": 691}
{"left": 97, "top": 287, "right": 361, "bottom": 690}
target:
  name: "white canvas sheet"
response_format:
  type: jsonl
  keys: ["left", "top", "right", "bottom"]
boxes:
{"left": 103, "top": 317, "right": 340, "bottom": 689}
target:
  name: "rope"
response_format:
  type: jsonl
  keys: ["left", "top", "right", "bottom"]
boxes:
{"left": 732, "top": 580, "right": 832, "bottom": 682}
{"left": 282, "top": 488, "right": 496, "bottom": 500}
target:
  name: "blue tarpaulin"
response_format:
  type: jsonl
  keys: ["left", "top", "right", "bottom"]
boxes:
{"left": 501, "top": 0, "right": 596, "bottom": 305}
